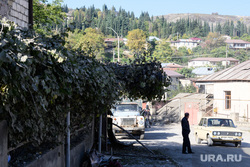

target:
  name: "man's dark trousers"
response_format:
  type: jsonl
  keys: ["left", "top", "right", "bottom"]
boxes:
{"left": 182, "top": 132, "right": 191, "bottom": 153}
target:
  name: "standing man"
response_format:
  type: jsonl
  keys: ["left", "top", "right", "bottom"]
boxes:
{"left": 181, "top": 112, "right": 194, "bottom": 154}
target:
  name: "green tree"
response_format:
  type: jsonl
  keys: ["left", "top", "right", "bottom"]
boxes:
{"left": 66, "top": 28, "right": 106, "bottom": 59}
{"left": 241, "top": 33, "right": 250, "bottom": 42}
{"left": 152, "top": 41, "right": 173, "bottom": 62}
{"left": 203, "top": 32, "right": 225, "bottom": 50}
{"left": 127, "top": 29, "right": 147, "bottom": 55}
{"left": 33, "top": 0, "right": 66, "bottom": 34}
{"left": 177, "top": 68, "right": 195, "bottom": 78}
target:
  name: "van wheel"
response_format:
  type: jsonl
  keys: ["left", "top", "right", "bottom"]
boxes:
{"left": 195, "top": 134, "right": 201, "bottom": 144}
{"left": 207, "top": 135, "right": 213, "bottom": 146}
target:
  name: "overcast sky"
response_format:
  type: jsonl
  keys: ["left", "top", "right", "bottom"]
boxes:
{"left": 55, "top": 0, "right": 250, "bottom": 17}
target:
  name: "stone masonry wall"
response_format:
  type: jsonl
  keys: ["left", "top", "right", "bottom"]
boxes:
{"left": 0, "top": 0, "right": 29, "bottom": 27}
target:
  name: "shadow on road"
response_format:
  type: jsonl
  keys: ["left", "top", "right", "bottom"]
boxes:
{"left": 144, "top": 132, "right": 177, "bottom": 140}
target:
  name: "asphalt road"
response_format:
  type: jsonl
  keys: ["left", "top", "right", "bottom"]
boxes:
{"left": 118, "top": 123, "right": 250, "bottom": 167}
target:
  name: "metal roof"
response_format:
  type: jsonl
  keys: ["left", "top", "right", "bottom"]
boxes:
{"left": 164, "top": 69, "right": 184, "bottom": 78}
{"left": 196, "top": 60, "right": 250, "bottom": 82}
{"left": 192, "top": 67, "right": 215, "bottom": 75}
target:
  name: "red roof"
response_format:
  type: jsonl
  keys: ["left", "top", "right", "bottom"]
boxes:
{"left": 189, "top": 37, "right": 202, "bottom": 41}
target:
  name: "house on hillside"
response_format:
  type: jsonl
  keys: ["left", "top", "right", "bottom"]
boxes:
{"left": 192, "top": 67, "right": 216, "bottom": 78}
{"left": 188, "top": 57, "right": 239, "bottom": 68}
{"left": 170, "top": 37, "right": 201, "bottom": 50}
{"left": 195, "top": 60, "right": 250, "bottom": 122}
{"left": 225, "top": 39, "right": 250, "bottom": 49}
{"left": 104, "top": 38, "right": 125, "bottom": 48}
{"left": 148, "top": 36, "right": 161, "bottom": 42}
{"left": 161, "top": 63, "right": 184, "bottom": 71}
{"left": 0, "top": 0, "right": 31, "bottom": 28}
{"left": 222, "top": 35, "right": 231, "bottom": 40}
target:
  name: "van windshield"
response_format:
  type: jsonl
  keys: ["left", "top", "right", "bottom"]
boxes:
{"left": 116, "top": 104, "right": 138, "bottom": 112}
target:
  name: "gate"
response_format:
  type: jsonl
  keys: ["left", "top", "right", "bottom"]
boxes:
{"left": 185, "top": 102, "right": 199, "bottom": 125}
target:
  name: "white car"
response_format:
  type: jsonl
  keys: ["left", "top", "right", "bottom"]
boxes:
{"left": 194, "top": 117, "right": 243, "bottom": 147}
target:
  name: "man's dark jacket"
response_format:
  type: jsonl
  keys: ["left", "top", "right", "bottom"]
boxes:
{"left": 181, "top": 117, "right": 190, "bottom": 135}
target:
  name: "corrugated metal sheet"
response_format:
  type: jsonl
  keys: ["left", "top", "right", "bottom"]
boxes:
{"left": 196, "top": 60, "right": 250, "bottom": 82}
{"left": 192, "top": 67, "right": 215, "bottom": 75}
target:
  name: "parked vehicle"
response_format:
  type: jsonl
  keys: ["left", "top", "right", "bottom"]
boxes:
{"left": 194, "top": 117, "right": 243, "bottom": 147}
{"left": 112, "top": 99, "right": 145, "bottom": 139}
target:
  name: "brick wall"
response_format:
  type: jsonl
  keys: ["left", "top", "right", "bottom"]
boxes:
{"left": 0, "top": 0, "right": 29, "bottom": 27}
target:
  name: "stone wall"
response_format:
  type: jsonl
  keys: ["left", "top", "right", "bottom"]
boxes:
{"left": 0, "top": 0, "right": 29, "bottom": 27}
{"left": 26, "top": 145, "right": 65, "bottom": 167}
{"left": 0, "top": 120, "right": 8, "bottom": 167}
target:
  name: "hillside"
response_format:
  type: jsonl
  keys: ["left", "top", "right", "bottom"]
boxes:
{"left": 157, "top": 13, "right": 250, "bottom": 27}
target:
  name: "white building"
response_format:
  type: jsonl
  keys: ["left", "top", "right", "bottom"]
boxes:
{"left": 170, "top": 37, "right": 201, "bottom": 50}
{"left": 225, "top": 39, "right": 250, "bottom": 49}
{"left": 195, "top": 60, "right": 250, "bottom": 122}
{"left": 188, "top": 57, "right": 239, "bottom": 68}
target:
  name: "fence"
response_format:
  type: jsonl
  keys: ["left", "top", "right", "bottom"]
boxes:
{"left": 0, "top": 119, "right": 94, "bottom": 167}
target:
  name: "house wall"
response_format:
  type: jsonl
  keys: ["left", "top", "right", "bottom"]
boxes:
{"left": 180, "top": 79, "right": 192, "bottom": 87}
{"left": 188, "top": 60, "right": 237, "bottom": 68}
{"left": 171, "top": 42, "right": 198, "bottom": 50}
{"left": 188, "top": 61, "right": 211, "bottom": 68}
{"left": 0, "top": 0, "right": 29, "bottom": 27}
{"left": 205, "top": 84, "right": 214, "bottom": 94}
{"left": 212, "top": 82, "right": 250, "bottom": 121}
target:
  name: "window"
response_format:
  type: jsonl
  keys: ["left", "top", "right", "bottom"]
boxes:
{"left": 199, "top": 118, "right": 204, "bottom": 126}
{"left": 225, "top": 91, "right": 231, "bottom": 109}
{"left": 203, "top": 118, "right": 207, "bottom": 126}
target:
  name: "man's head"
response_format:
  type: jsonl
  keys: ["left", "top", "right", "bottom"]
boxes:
{"left": 185, "top": 112, "right": 189, "bottom": 119}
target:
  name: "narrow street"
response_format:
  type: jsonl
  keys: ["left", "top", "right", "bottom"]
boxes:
{"left": 117, "top": 123, "right": 250, "bottom": 167}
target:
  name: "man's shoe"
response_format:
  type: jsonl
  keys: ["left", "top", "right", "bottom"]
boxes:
{"left": 188, "top": 151, "right": 194, "bottom": 154}
{"left": 182, "top": 152, "right": 188, "bottom": 154}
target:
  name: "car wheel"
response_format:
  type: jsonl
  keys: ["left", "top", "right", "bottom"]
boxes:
{"left": 207, "top": 135, "right": 213, "bottom": 146}
{"left": 235, "top": 142, "right": 241, "bottom": 147}
{"left": 140, "top": 133, "right": 145, "bottom": 140}
{"left": 195, "top": 134, "right": 201, "bottom": 144}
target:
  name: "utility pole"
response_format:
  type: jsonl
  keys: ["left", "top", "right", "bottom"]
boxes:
{"left": 177, "top": 32, "right": 179, "bottom": 40}
{"left": 225, "top": 44, "right": 228, "bottom": 69}
{"left": 107, "top": 27, "right": 120, "bottom": 62}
